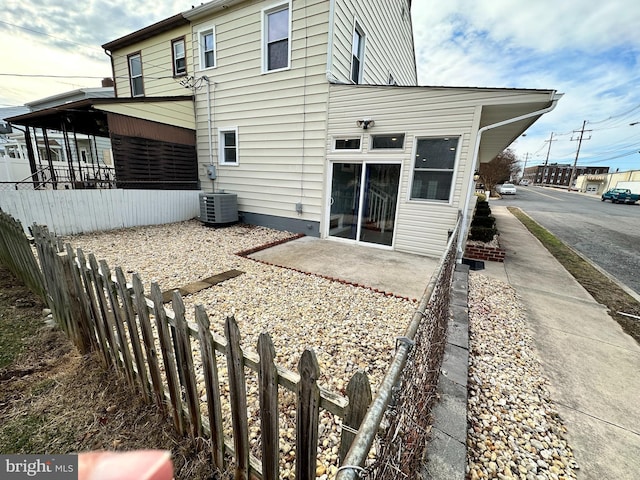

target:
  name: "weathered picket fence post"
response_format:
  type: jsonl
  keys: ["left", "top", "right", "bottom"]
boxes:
{"left": 296, "top": 348, "right": 321, "bottom": 480}
{"left": 172, "top": 292, "right": 202, "bottom": 440}
{"left": 225, "top": 315, "right": 250, "bottom": 480}
{"left": 195, "top": 305, "right": 225, "bottom": 470}
{"left": 258, "top": 332, "right": 279, "bottom": 480}
{"left": 150, "top": 283, "right": 184, "bottom": 435}
{"left": 339, "top": 371, "right": 372, "bottom": 462}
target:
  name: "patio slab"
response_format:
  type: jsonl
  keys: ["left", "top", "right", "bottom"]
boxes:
{"left": 247, "top": 236, "right": 440, "bottom": 301}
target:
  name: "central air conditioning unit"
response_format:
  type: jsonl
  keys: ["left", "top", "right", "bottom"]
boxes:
{"left": 199, "top": 192, "right": 238, "bottom": 225}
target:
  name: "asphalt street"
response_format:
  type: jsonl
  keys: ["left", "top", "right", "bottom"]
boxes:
{"left": 494, "top": 185, "right": 640, "bottom": 298}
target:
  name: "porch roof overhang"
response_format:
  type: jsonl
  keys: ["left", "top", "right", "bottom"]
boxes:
{"left": 476, "top": 92, "right": 561, "bottom": 163}
{"left": 6, "top": 96, "right": 194, "bottom": 137}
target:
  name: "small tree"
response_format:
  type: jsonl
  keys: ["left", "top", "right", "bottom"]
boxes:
{"left": 479, "top": 149, "right": 519, "bottom": 194}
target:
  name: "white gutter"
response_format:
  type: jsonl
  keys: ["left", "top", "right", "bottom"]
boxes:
{"left": 182, "top": 0, "right": 245, "bottom": 20}
{"left": 457, "top": 92, "right": 563, "bottom": 260}
{"left": 325, "top": 0, "right": 336, "bottom": 83}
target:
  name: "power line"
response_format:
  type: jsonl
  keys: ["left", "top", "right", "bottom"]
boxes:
{"left": 0, "top": 19, "right": 104, "bottom": 53}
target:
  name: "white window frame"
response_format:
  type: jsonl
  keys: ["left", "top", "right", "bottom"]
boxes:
{"left": 350, "top": 21, "right": 365, "bottom": 84}
{"left": 370, "top": 134, "right": 405, "bottom": 151}
{"left": 172, "top": 37, "right": 187, "bottom": 76}
{"left": 198, "top": 25, "right": 216, "bottom": 70}
{"left": 408, "top": 135, "right": 461, "bottom": 204}
{"left": 128, "top": 52, "right": 144, "bottom": 97}
{"left": 218, "top": 127, "right": 238, "bottom": 165}
{"left": 332, "top": 136, "right": 363, "bottom": 152}
{"left": 262, "top": 1, "right": 292, "bottom": 73}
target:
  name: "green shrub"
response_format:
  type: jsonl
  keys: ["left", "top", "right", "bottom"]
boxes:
{"left": 471, "top": 215, "right": 496, "bottom": 228}
{"left": 474, "top": 205, "right": 492, "bottom": 217}
{"left": 469, "top": 226, "right": 497, "bottom": 242}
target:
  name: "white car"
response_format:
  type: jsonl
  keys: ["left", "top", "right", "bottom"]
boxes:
{"left": 497, "top": 183, "right": 517, "bottom": 195}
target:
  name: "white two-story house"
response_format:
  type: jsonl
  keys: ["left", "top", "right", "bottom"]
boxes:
{"left": 12, "top": 0, "right": 560, "bottom": 257}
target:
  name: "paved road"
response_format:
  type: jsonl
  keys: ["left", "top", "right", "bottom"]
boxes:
{"left": 494, "top": 186, "right": 640, "bottom": 297}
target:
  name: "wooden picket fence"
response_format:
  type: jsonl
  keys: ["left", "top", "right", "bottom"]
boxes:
{"left": 0, "top": 208, "right": 45, "bottom": 300}
{"left": 24, "top": 221, "right": 372, "bottom": 480}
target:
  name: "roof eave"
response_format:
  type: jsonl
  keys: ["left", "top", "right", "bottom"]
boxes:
{"left": 102, "top": 13, "right": 189, "bottom": 51}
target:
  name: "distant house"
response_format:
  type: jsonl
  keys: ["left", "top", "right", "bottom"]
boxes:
{"left": 8, "top": 0, "right": 560, "bottom": 257}
{"left": 2, "top": 88, "right": 116, "bottom": 189}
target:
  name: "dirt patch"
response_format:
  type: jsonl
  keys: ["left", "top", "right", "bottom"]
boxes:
{"left": 0, "top": 264, "right": 225, "bottom": 479}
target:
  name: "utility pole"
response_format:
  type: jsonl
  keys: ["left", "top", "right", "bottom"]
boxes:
{"left": 543, "top": 132, "right": 556, "bottom": 166}
{"left": 521, "top": 152, "right": 530, "bottom": 182}
{"left": 568, "top": 120, "right": 591, "bottom": 191}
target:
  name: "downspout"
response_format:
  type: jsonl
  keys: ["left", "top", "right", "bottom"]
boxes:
{"left": 203, "top": 76, "right": 214, "bottom": 192}
{"left": 325, "top": 0, "right": 336, "bottom": 83}
{"left": 104, "top": 50, "right": 118, "bottom": 98}
{"left": 457, "top": 92, "right": 563, "bottom": 261}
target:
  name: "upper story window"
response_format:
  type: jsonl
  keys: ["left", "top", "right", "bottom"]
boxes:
{"left": 219, "top": 127, "right": 238, "bottom": 165}
{"left": 199, "top": 27, "right": 216, "bottom": 69}
{"left": 351, "top": 23, "right": 365, "bottom": 84}
{"left": 263, "top": 2, "right": 290, "bottom": 72}
{"left": 172, "top": 38, "right": 187, "bottom": 76}
{"left": 371, "top": 134, "right": 405, "bottom": 150}
{"left": 410, "top": 137, "right": 460, "bottom": 202}
{"left": 128, "top": 52, "right": 144, "bottom": 97}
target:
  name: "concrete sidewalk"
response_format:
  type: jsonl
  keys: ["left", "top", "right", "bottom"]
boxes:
{"left": 482, "top": 206, "right": 640, "bottom": 479}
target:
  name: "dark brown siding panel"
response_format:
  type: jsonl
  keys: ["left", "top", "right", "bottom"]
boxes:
{"left": 111, "top": 134, "right": 198, "bottom": 190}
{"left": 107, "top": 113, "right": 196, "bottom": 145}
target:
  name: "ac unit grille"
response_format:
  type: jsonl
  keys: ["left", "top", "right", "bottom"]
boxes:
{"left": 199, "top": 193, "right": 238, "bottom": 225}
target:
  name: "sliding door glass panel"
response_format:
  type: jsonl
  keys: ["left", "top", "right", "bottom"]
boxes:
{"left": 359, "top": 164, "right": 400, "bottom": 246}
{"left": 329, "top": 163, "right": 362, "bottom": 240}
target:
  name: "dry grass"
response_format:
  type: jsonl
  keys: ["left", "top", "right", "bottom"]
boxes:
{"left": 0, "top": 264, "right": 225, "bottom": 479}
{"left": 508, "top": 207, "right": 640, "bottom": 344}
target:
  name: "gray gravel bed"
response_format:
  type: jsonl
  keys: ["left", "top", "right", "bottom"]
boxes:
{"left": 467, "top": 273, "right": 579, "bottom": 480}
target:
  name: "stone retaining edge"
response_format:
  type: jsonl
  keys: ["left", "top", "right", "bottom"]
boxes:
{"left": 421, "top": 263, "right": 470, "bottom": 480}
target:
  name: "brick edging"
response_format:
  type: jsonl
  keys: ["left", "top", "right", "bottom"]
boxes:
{"left": 464, "top": 244, "right": 505, "bottom": 262}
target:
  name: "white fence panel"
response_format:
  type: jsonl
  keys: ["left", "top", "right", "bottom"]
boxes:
{"left": 0, "top": 189, "right": 202, "bottom": 235}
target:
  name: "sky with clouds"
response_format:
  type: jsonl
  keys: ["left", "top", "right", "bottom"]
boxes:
{"left": 1, "top": 0, "right": 640, "bottom": 172}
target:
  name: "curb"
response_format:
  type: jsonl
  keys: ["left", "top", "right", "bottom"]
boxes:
{"left": 422, "top": 263, "right": 469, "bottom": 480}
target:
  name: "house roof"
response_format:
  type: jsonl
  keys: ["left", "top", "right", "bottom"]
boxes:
{"left": 5, "top": 96, "right": 194, "bottom": 137}
{"left": 102, "top": 14, "right": 189, "bottom": 51}
{"left": 26, "top": 87, "right": 114, "bottom": 111}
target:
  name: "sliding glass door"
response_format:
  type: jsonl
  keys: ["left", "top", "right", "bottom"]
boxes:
{"left": 329, "top": 162, "right": 400, "bottom": 246}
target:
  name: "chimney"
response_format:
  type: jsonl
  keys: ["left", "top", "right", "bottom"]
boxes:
{"left": 101, "top": 77, "right": 114, "bottom": 88}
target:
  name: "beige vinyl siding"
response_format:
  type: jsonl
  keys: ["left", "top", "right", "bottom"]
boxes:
{"left": 327, "top": 84, "right": 483, "bottom": 257}
{"left": 95, "top": 101, "right": 195, "bottom": 130}
{"left": 110, "top": 25, "right": 193, "bottom": 98}
{"left": 327, "top": 84, "right": 555, "bottom": 255}
{"left": 330, "top": 0, "right": 416, "bottom": 86}
{"left": 192, "top": 0, "right": 331, "bottom": 222}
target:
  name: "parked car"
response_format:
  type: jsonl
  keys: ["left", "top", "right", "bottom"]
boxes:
{"left": 519, "top": 179, "right": 530, "bottom": 186}
{"left": 601, "top": 188, "right": 640, "bottom": 204}
{"left": 497, "top": 183, "right": 517, "bottom": 195}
